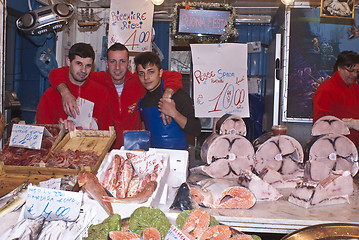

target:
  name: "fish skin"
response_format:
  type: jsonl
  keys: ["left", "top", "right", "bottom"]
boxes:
{"left": 18, "top": 216, "right": 46, "bottom": 240}
{"left": 103, "top": 181, "right": 157, "bottom": 204}
{"left": 170, "top": 182, "right": 198, "bottom": 211}
{"left": 0, "top": 183, "right": 29, "bottom": 218}
{"left": 77, "top": 170, "right": 114, "bottom": 215}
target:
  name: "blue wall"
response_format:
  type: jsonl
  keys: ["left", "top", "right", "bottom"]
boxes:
{"left": 7, "top": 0, "right": 54, "bottom": 124}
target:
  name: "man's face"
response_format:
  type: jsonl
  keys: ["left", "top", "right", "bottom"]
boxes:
{"left": 137, "top": 63, "right": 163, "bottom": 92}
{"left": 106, "top": 50, "right": 129, "bottom": 85}
{"left": 338, "top": 63, "right": 359, "bottom": 85}
{"left": 66, "top": 55, "right": 93, "bottom": 86}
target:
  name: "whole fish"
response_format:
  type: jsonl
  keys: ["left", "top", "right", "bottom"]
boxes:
{"left": 18, "top": 216, "right": 46, "bottom": 240}
{"left": 0, "top": 183, "right": 29, "bottom": 218}
{"left": 77, "top": 170, "right": 114, "bottom": 215}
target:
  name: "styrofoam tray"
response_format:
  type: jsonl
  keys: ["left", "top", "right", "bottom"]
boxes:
{"left": 97, "top": 149, "right": 170, "bottom": 218}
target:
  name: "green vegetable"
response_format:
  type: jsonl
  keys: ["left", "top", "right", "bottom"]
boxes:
{"left": 129, "top": 206, "right": 171, "bottom": 239}
{"left": 251, "top": 235, "right": 262, "bottom": 240}
{"left": 175, "top": 209, "right": 219, "bottom": 230}
{"left": 84, "top": 214, "right": 121, "bottom": 240}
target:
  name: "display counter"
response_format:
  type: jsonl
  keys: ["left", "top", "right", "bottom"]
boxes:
{"left": 158, "top": 174, "right": 359, "bottom": 234}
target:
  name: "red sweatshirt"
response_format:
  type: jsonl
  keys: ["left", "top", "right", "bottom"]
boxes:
{"left": 313, "top": 71, "right": 359, "bottom": 147}
{"left": 49, "top": 67, "right": 182, "bottom": 149}
{"left": 36, "top": 68, "right": 113, "bottom": 131}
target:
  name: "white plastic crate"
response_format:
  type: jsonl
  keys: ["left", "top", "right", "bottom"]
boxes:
{"left": 151, "top": 148, "right": 189, "bottom": 187}
{"left": 97, "top": 149, "right": 170, "bottom": 218}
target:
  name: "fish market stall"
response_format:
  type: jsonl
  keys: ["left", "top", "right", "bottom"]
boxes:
{"left": 157, "top": 174, "right": 359, "bottom": 235}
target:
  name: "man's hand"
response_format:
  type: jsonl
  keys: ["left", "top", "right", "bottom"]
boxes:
{"left": 57, "top": 83, "right": 80, "bottom": 118}
{"left": 159, "top": 88, "right": 175, "bottom": 125}
{"left": 59, "top": 118, "right": 75, "bottom": 131}
{"left": 342, "top": 118, "right": 359, "bottom": 131}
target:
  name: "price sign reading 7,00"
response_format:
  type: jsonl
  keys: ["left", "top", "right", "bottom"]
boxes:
{"left": 123, "top": 30, "right": 151, "bottom": 51}
{"left": 208, "top": 82, "right": 246, "bottom": 113}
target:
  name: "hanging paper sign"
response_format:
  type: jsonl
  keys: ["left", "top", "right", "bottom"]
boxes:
{"left": 9, "top": 124, "right": 51, "bottom": 150}
{"left": 24, "top": 186, "right": 83, "bottom": 221}
{"left": 108, "top": 0, "right": 154, "bottom": 52}
{"left": 191, "top": 43, "right": 249, "bottom": 118}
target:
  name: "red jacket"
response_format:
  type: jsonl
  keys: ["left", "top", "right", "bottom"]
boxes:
{"left": 313, "top": 71, "right": 359, "bottom": 147}
{"left": 36, "top": 68, "right": 113, "bottom": 131}
{"left": 49, "top": 67, "right": 182, "bottom": 149}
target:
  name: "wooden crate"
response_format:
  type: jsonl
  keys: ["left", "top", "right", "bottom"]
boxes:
{"left": 51, "top": 126, "right": 116, "bottom": 174}
{"left": 0, "top": 126, "right": 116, "bottom": 177}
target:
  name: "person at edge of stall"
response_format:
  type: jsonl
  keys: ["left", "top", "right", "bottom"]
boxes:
{"left": 313, "top": 50, "right": 359, "bottom": 148}
{"left": 36, "top": 42, "right": 112, "bottom": 131}
{"left": 135, "top": 51, "right": 201, "bottom": 150}
{"left": 48, "top": 43, "right": 183, "bottom": 149}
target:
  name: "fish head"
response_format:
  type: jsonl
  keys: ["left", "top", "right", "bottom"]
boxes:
{"left": 77, "top": 170, "right": 91, "bottom": 187}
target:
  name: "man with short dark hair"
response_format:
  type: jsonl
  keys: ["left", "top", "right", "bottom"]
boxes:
{"left": 135, "top": 51, "right": 201, "bottom": 149}
{"left": 36, "top": 43, "right": 112, "bottom": 130}
{"left": 49, "top": 43, "right": 182, "bottom": 149}
{"left": 313, "top": 50, "right": 359, "bottom": 147}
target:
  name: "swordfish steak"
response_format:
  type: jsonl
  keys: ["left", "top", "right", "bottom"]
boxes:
{"left": 254, "top": 135, "right": 304, "bottom": 176}
{"left": 312, "top": 115, "right": 350, "bottom": 136}
{"left": 194, "top": 133, "right": 254, "bottom": 178}
{"left": 306, "top": 133, "right": 358, "bottom": 182}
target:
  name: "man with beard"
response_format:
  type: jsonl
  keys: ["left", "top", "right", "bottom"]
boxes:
{"left": 36, "top": 43, "right": 112, "bottom": 130}
{"left": 313, "top": 50, "right": 359, "bottom": 147}
{"left": 49, "top": 43, "right": 182, "bottom": 149}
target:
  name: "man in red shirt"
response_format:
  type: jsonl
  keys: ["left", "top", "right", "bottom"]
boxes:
{"left": 313, "top": 51, "right": 359, "bottom": 147}
{"left": 36, "top": 43, "right": 112, "bottom": 131}
{"left": 49, "top": 43, "right": 182, "bottom": 149}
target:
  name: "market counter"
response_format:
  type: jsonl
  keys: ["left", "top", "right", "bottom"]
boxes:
{"left": 158, "top": 175, "right": 359, "bottom": 235}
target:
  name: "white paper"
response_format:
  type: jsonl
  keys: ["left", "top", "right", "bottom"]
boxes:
{"left": 129, "top": 149, "right": 161, "bottom": 178}
{"left": 39, "top": 178, "right": 61, "bottom": 190}
{"left": 9, "top": 124, "right": 44, "bottom": 150}
{"left": 191, "top": 43, "right": 250, "bottom": 118}
{"left": 67, "top": 97, "right": 95, "bottom": 130}
{"left": 24, "top": 186, "right": 83, "bottom": 221}
{"left": 108, "top": 0, "right": 154, "bottom": 52}
{"left": 164, "top": 225, "right": 191, "bottom": 240}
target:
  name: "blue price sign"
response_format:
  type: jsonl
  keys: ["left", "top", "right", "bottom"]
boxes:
{"left": 9, "top": 124, "right": 45, "bottom": 150}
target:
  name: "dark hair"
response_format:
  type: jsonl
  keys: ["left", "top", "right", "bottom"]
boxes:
{"left": 107, "top": 43, "right": 129, "bottom": 59}
{"left": 134, "top": 52, "right": 162, "bottom": 71}
{"left": 334, "top": 51, "right": 359, "bottom": 72}
{"left": 68, "top": 43, "right": 95, "bottom": 62}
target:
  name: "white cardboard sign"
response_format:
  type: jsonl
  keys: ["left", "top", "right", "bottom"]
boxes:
{"left": 24, "top": 186, "right": 83, "bottom": 221}
{"left": 191, "top": 43, "right": 250, "bottom": 118}
{"left": 67, "top": 97, "right": 95, "bottom": 130}
{"left": 9, "top": 124, "right": 48, "bottom": 150}
{"left": 108, "top": 0, "right": 154, "bottom": 52}
{"left": 164, "top": 225, "right": 191, "bottom": 240}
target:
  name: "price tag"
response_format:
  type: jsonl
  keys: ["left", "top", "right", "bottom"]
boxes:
{"left": 24, "top": 186, "right": 83, "bottom": 221}
{"left": 39, "top": 178, "right": 62, "bottom": 190}
{"left": 9, "top": 124, "right": 46, "bottom": 150}
{"left": 164, "top": 225, "right": 190, "bottom": 240}
{"left": 129, "top": 149, "right": 161, "bottom": 178}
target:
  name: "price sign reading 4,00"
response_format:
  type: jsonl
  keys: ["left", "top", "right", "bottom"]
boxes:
{"left": 209, "top": 82, "right": 246, "bottom": 113}
{"left": 123, "top": 30, "right": 151, "bottom": 51}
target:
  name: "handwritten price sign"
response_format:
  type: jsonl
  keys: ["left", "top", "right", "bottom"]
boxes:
{"left": 108, "top": 0, "right": 154, "bottom": 52}
{"left": 24, "top": 186, "right": 83, "bottom": 221}
{"left": 191, "top": 43, "right": 250, "bottom": 118}
{"left": 9, "top": 124, "right": 46, "bottom": 150}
